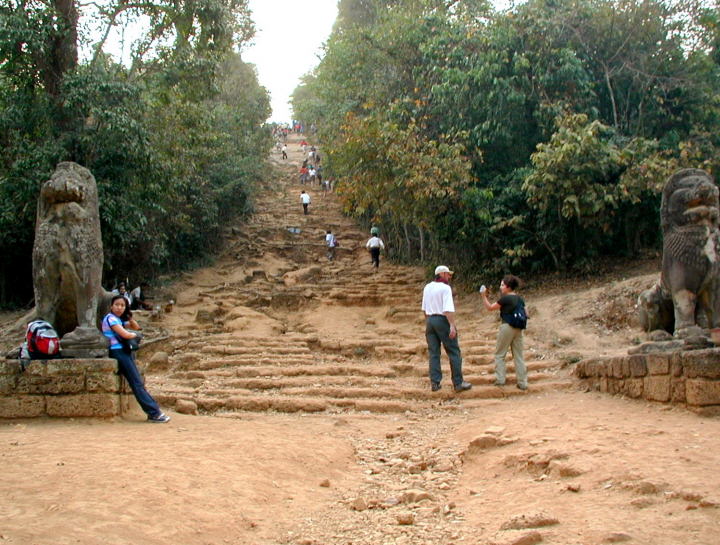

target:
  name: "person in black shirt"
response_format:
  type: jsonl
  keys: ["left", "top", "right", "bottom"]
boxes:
{"left": 480, "top": 274, "right": 528, "bottom": 390}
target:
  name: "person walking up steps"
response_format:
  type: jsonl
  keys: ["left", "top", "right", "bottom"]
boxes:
{"left": 366, "top": 231, "right": 385, "bottom": 270}
{"left": 480, "top": 274, "right": 529, "bottom": 390}
{"left": 421, "top": 265, "right": 472, "bottom": 393}
{"left": 300, "top": 190, "right": 311, "bottom": 215}
{"left": 325, "top": 229, "right": 337, "bottom": 261}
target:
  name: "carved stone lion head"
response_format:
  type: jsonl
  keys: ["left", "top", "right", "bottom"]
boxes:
{"left": 661, "top": 168, "right": 719, "bottom": 233}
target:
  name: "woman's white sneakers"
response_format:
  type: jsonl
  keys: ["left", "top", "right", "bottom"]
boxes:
{"left": 148, "top": 412, "right": 171, "bottom": 423}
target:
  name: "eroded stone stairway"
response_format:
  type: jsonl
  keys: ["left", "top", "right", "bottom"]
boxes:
{"left": 145, "top": 136, "right": 571, "bottom": 414}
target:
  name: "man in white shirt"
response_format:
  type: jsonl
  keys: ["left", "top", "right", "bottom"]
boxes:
{"left": 112, "top": 282, "right": 133, "bottom": 308}
{"left": 421, "top": 265, "right": 472, "bottom": 393}
{"left": 325, "top": 229, "right": 337, "bottom": 261}
{"left": 366, "top": 234, "right": 385, "bottom": 269}
{"left": 300, "top": 190, "right": 311, "bottom": 215}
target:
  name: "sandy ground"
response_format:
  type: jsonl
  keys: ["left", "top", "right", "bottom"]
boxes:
{"left": 1, "top": 391, "right": 718, "bottom": 545}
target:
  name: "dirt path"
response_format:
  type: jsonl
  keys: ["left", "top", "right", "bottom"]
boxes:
{"left": 1, "top": 135, "right": 718, "bottom": 544}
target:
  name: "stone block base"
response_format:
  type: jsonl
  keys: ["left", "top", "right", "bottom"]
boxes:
{"left": 0, "top": 358, "right": 138, "bottom": 418}
{"left": 575, "top": 348, "right": 720, "bottom": 413}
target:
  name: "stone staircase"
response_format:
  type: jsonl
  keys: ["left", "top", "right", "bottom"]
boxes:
{"left": 145, "top": 135, "right": 572, "bottom": 414}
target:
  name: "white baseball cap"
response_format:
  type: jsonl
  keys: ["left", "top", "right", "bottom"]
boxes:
{"left": 434, "top": 265, "right": 453, "bottom": 275}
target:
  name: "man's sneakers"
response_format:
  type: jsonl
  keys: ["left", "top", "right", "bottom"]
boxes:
{"left": 454, "top": 381, "right": 472, "bottom": 393}
{"left": 148, "top": 412, "right": 171, "bottom": 423}
{"left": 431, "top": 382, "right": 441, "bottom": 392}
{"left": 516, "top": 383, "right": 528, "bottom": 391}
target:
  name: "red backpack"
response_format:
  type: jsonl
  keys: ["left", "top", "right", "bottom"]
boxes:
{"left": 25, "top": 320, "right": 61, "bottom": 359}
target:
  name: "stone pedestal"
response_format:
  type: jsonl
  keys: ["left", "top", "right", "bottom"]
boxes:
{"left": 60, "top": 327, "right": 109, "bottom": 358}
{"left": 575, "top": 348, "right": 720, "bottom": 416}
{"left": 0, "top": 358, "right": 137, "bottom": 418}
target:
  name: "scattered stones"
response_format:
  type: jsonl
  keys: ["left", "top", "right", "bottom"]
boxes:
{"left": 566, "top": 483, "right": 581, "bottom": 493}
{"left": 319, "top": 479, "right": 330, "bottom": 488}
{"left": 548, "top": 460, "right": 584, "bottom": 478}
{"left": 382, "top": 496, "right": 400, "bottom": 508}
{"left": 462, "top": 433, "right": 518, "bottom": 458}
{"left": 148, "top": 351, "right": 170, "bottom": 368}
{"left": 489, "top": 531, "right": 543, "bottom": 545}
{"left": 400, "top": 489, "right": 434, "bottom": 504}
{"left": 485, "top": 426, "right": 506, "bottom": 436}
{"left": 174, "top": 399, "right": 198, "bottom": 415}
{"left": 629, "top": 497, "right": 656, "bottom": 509}
{"left": 500, "top": 512, "right": 559, "bottom": 530}
{"left": 510, "top": 531, "right": 543, "bottom": 545}
{"left": 350, "top": 497, "right": 368, "bottom": 511}
{"left": 602, "top": 532, "right": 632, "bottom": 542}
{"left": 434, "top": 459, "right": 455, "bottom": 472}
{"left": 629, "top": 480, "right": 665, "bottom": 495}
{"left": 396, "top": 512, "right": 415, "bottom": 525}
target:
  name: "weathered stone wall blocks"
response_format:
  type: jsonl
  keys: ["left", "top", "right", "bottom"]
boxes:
{"left": 0, "top": 358, "right": 131, "bottom": 418}
{"left": 575, "top": 348, "right": 720, "bottom": 414}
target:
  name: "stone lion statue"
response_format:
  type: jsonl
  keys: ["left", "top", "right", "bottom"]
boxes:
{"left": 32, "top": 162, "right": 108, "bottom": 356}
{"left": 659, "top": 168, "right": 720, "bottom": 337}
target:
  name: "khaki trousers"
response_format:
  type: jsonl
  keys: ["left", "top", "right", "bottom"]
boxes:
{"left": 494, "top": 323, "right": 527, "bottom": 387}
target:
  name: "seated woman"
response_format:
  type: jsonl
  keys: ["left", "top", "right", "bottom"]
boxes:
{"left": 102, "top": 295, "right": 170, "bottom": 423}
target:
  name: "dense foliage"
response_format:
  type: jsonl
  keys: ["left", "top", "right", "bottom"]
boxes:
{"left": 0, "top": 0, "right": 271, "bottom": 306}
{"left": 293, "top": 0, "right": 720, "bottom": 280}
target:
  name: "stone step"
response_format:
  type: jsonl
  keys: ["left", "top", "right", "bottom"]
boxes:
{"left": 150, "top": 378, "right": 574, "bottom": 415}
{"left": 152, "top": 368, "right": 562, "bottom": 398}
{"left": 170, "top": 363, "right": 398, "bottom": 380}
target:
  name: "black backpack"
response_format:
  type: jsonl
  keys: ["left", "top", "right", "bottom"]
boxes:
{"left": 505, "top": 300, "right": 528, "bottom": 330}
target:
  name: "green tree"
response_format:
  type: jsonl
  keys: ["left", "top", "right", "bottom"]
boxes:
{"left": 0, "top": 0, "right": 270, "bottom": 306}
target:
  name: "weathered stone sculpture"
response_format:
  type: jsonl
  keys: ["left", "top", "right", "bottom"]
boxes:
{"left": 32, "top": 162, "right": 108, "bottom": 357}
{"left": 637, "top": 283, "right": 674, "bottom": 334}
{"left": 659, "top": 168, "right": 720, "bottom": 337}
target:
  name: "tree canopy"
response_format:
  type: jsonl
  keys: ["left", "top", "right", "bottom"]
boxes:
{"left": 0, "top": 0, "right": 271, "bottom": 306}
{"left": 292, "top": 0, "right": 720, "bottom": 279}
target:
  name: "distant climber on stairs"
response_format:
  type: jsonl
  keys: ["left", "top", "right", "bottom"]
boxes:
{"left": 366, "top": 231, "right": 385, "bottom": 270}
{"left": 300, "top": 190, "right": 311, "bottom": 215}
{"left": 325, "top": 229, "right": 337, "bottom": 261}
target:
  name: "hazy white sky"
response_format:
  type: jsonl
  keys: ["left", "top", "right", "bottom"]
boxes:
{"left": 243, "top": 0, "right": 339, "bottom": 123}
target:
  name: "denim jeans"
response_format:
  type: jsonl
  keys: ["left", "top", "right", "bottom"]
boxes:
{"left": 425, "top": 315, "right": 464, "bottom": 387}
{"left": 110, "top": 348, "right": 162, "bottom": 418}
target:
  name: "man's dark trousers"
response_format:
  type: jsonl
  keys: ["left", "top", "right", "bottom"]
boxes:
{"left": 425, "top": 315, "right": 463, "bottom": 387}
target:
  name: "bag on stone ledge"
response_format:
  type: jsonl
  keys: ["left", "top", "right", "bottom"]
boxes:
{"left": 25, "top": 320, "right": 61, "bottom": 360}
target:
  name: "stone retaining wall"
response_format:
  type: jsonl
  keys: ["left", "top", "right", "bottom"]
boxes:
{"left": 574, "top": 348, "right": 720, "bottom": 416}
{"left": 0, "top": 358, "right": 134, "bottom": 418}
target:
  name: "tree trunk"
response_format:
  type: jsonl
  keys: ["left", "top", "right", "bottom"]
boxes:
{"left": 403, "top": 222, "right": 412, "bottom": 260}
{"left": 604, "top": 64, "right": 619, "bottom": 129}
{"left": 37, "top": 0, "right": 79, "bottom": 99}
{"left": 31, "top": 0, "right": 79, "bottom": 136}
